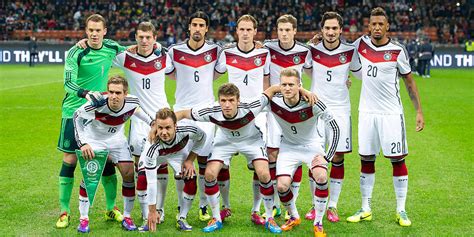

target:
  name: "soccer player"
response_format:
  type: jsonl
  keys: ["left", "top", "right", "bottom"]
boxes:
{"left": 346, "top": 7, "right": 424, "bottom": 227}
{"left": 112, "top": 21, "right": 172, "bottom": 228}
{"left": 214, "top": 14, "right": 270, "bottom": 224}
{"left": 73, "top": 76, "right": 154, "bottom": 233}
{"left": 270, "top": 68, "right": 339, "bottom": 237}
{"left": 263, "top": 14, "right": 313, "bottom": 220}
{"left": 306, "top": 11, "right": 360, "bottom": 222}
{"left": 140, "top": 108, "right": 206, "bottom": 232}
{"left": 56, "top": 14, "right": 128, "bottom": 229}
{"left": 175, "top": 83, "right": 315, "bottom": 233}
{"left": 167, "top": 11, "right": 222, "bottom": 222}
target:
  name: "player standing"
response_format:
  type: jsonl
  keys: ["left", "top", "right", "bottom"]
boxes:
{"left": 270, "top": 68, "right": 339, "bottom": 237}
{"left": 167, "top": 11, "right": 221, "bottom": 222}
{"left": 346, "top": 7, "right": 424, "bottom": 227}
{"left": 306, "top": 12, "right": 360, "bottom": 222}
{"left": 263, "top": 14, "right": 312, "bottom": 220}
{"left": 141, "top": 108, "right": 206, "bottom": 232}
{"left": 56, "top": 14, "right": 128, "bottom": 228}
{"left": 214, "top": 14, "right": 270, "bottom": 223}
{"left": 73, "top": 76, "right": 154, "bottom": 232}
{"left": 112, "top": 22, "right": 172, "bottom": 228}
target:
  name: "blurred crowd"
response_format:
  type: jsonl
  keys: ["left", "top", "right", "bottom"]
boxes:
{"left": 2, "top": 0, "right": 472, "bottom": 44}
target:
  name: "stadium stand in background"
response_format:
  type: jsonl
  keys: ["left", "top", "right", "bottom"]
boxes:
{"left": 2, "top": 0, "right": 472, "bottom": 45}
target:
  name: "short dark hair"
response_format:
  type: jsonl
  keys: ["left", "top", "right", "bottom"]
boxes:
{"left": 218, "top": 83, "right": 240, "bottom": 99}
{"left": 321, "top": 11, "right": 343, "bottom": 28}
{"left": 107, "top": 75, "right": 128, "bottom": 91}
{"left": 189, "top": 11, "right": 210, "bottom": 27}
{"left": 85, "top": 14, "right": 106, "bottom": 28}
{"left": 370, "top": 7, "right": 389, "bottom": 22}
{"left": 155, "top": 108, "right": 177, "bottom": 124}
{"left": 137, "top": 21, "right": 156, "bottom": 35}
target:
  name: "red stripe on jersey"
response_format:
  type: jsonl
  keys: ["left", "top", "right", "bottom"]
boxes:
{"left": 159, "top": 135, "right": 189, "bottom": 156}
{"left": 95, "top": 109, "right": 135, "bottom": 126}
{"left": 358, "top": 40, "right": 400, "bottom": 63}
{"left": 268, "top": 48, "right": 308, "bottom": 68}
{"left": 173, "top": 47, "right": 217, "bottom": 68}
{"left": 209, "top": 112, "right": 255, "bottom": 130}
{"left": 310, "top": 48, "right": 354, "bottom": 68}
{"left": 225, "top": 52, "right": 268, "bottom": 71}
{"left": 270, "top": 100, "right": 314, "bottom": 123}
{"left": 124, "top": 54, "right": 167, "bottom": 75}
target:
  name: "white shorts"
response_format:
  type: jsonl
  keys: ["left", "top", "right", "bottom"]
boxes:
{"left": 276, "top": 141, "right": 326, "bottom": 178}
{"left": 87, "top": 136, "right": 133, "bottom": 164}
{"left": 208, "top": 133, "right": 268, "bottom": 167}
{"left": 266, "top": 112, "right": 282, "bottom": 149}
{"left": 129, "top": 118, "right": 150, "bottom": 156}
{"left": 358, "top": 112, "right": 408, "bottom": 158}
{"left": 317, "top": 112, "right": 352, "bottom": 154}
{"left": 183, "top": 119, "right": 214, "bottom": 157}
{"left": 138, "top": 142, "right": 193, "bottom": 176}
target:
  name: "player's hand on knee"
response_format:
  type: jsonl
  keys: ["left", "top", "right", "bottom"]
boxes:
{"left": 76, "top": 39, "right": 88, "bottom": 49}
{"left": 80, "top": 144, "right": 95, "bottom": 160}
{"left": 182, "top": 160, "right": 196, "bottom": 179}
{"left": 85, "top": 91, "right": 106, "bottom": 107}
{"left": 148, "top": 209, "right": 158, "bottom": 232}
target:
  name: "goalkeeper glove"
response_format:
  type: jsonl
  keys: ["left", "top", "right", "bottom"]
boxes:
{"left": 85, "top": 91, "right": 106, "bottom": 107}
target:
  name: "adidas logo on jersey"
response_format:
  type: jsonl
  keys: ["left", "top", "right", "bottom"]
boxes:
{"left": 315, "top": 55, "right": 320, "bottom": 59}
{"left": 179, "top": 56, "right": 186, "bottom": 61}
{"left": 130, "top": 63, "right": 137, "bottom": 68}
{"left": 362, "top": 49, "right": 367, "bottom": 54}
{"left": 232, "top": 59, "right": 238, "bottom": 64}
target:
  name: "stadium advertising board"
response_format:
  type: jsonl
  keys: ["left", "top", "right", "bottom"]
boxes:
{"left": 0, "top": 42, "right": 472, "bottom": 68}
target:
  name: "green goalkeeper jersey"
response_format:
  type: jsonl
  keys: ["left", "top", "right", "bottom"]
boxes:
{"left": 61, "top": 39, "right": 127, "bottom": 118}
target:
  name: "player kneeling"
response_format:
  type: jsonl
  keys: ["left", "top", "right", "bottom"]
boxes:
{"left": 73, "top": 76, "right": 154, "bottom": 233}
{"left": 140, "top": 108, "right": 206, "bottom": 232}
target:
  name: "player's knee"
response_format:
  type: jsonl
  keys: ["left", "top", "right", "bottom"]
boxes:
{"left": 63, "top": 153, "right": 77, "bottom": 165}
{"left": 204, "top": 167, "right": 218, "bottom": 182}
{"left": 102, "top": 162, "right": 116, "bottom": 176}
{"left": 276, "top": 180, "right": 290, "bottom": 193}
{"left": 311, "top": 167, "right": 328, "bottom": 184}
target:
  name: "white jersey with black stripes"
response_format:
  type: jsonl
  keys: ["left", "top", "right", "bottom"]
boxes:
{"left": 191, "top": 94, "right": 269, "bottom": 141}
{"left": 268, "top": 93, "right": 340, "bottom": 161}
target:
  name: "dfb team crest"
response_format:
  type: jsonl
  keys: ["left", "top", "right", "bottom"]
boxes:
{"left": 154, "top": 61, "right": 162, "bottom": 70}
{"left": 204, "top": 53, "right": 213, "bottom": 62}
{"left": 254, "top": 57, "right": 262, "bottom": 66}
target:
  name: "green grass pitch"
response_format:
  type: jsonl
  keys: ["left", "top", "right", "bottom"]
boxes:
{"left": 0, "top": 64, "right": 472, "bottom": 236}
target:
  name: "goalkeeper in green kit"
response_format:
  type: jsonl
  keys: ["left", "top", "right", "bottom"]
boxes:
{"left": 56, "top": 14, "right": 130, "bottom": 229}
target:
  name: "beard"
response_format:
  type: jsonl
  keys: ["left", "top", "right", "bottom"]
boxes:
{"left": 191, "top": 33, "right": 203, "bottom": 41}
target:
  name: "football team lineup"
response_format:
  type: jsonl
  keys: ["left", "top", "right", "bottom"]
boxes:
{"left": 1, "top": 5, "right": 472, "bottom": 237}
{"left": 57, "top": 8, "right": 423, "bottom": 235}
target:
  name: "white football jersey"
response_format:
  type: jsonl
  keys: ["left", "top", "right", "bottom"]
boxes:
{"left": 264, "top": 40, "right": 312, "bottom": 86}
{"left": 269, "top": 94, "right": 339, "bottom": 161}
{"left": 168, "top": 40, "right": 221, "bottom": 111}
{"left": 353, "top": 36, "right": 411, "bottom": 114}
{"left": 141, "top": 123, "right": 206, "bottom": 169}
{"left": 191, "top": 94, "right": 269, "bottom": 141}
{"left": 309, "top": 41, "right": 359, "bottom": 113}
{"left": 113, "top": 50, "right": 172, "bottom": 115}
{"left": 73, "top": 95, "right": 153, "bottom": 146}
{"left": 215, "top": 45, "right": 270, "bottom": 99}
